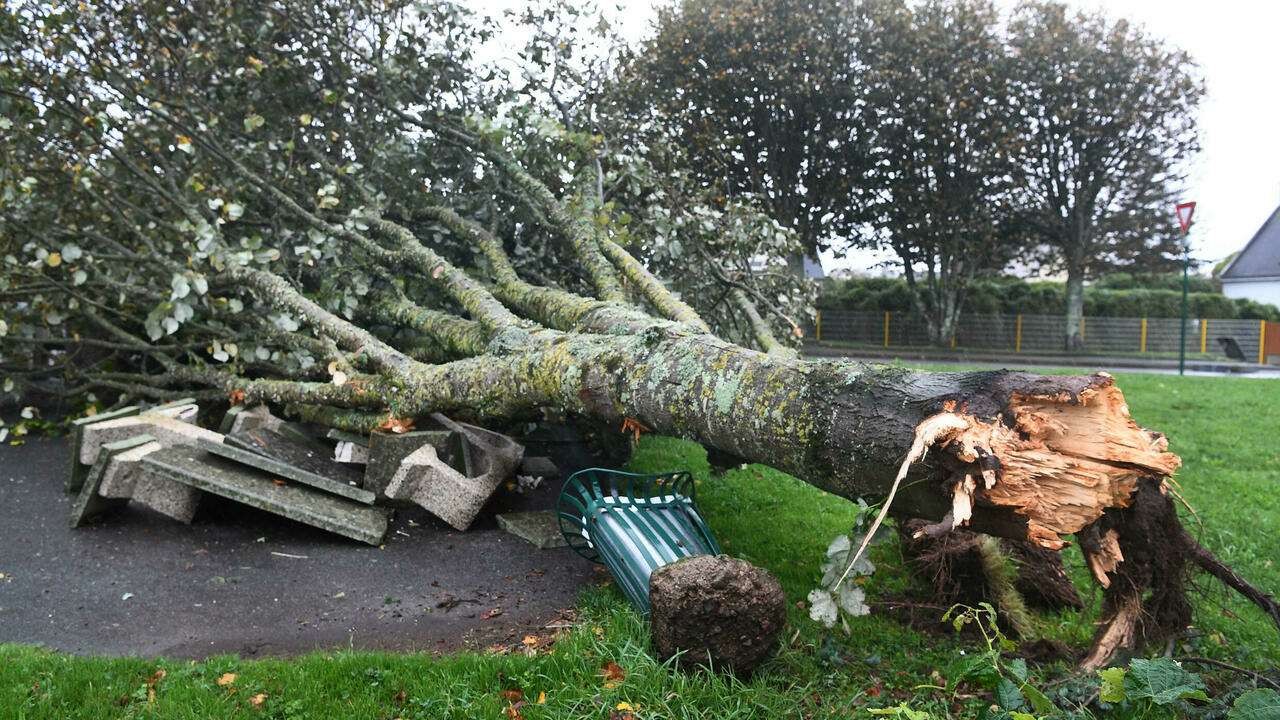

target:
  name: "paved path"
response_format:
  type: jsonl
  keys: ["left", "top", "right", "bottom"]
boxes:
{"left": 0, "top": 436, "right": 597, "bottom": 658}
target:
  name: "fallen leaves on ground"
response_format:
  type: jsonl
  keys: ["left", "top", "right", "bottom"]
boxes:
{"left": 480, "top": 607, "right": 503, "bottom": 619}
{"left": 249, "top": 693, "right": 267, "bottom": 708}
{"left": 500, "top": 689, "right": 523, "bottom": 703}
{"left": 144, "top": 669, "right": 166, "bottom": 703}
{"left": 216, "top": 673, "right": 237, "bottom": 687}
{"left": 601, "top": 660, "right": 626, "bottom": 689}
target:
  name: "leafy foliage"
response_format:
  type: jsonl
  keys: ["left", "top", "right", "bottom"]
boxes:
{"left": 853, "top": 0, "right": 1024, "bottom": 344}
{"left": 1008, "top": 1, "right": 1204, "bottom": 345}
{"left": 614, "top": 0, "right": 866, "bottom": 262}
{"left": 1228, "top": 689, "right": 1280, "bottom": 720}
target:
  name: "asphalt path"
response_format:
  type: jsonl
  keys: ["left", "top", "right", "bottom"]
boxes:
{"left": 0, "top": 436, "right": 598, "bottom": 658}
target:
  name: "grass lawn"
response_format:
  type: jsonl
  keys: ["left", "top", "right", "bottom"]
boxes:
{"left": 2, "top": 369, "right": 1277, "bottom": 719}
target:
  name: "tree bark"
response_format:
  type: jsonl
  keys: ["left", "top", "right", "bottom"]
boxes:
{"left": 369, "top": 322, "right": 1178, "bottom": 554}
{"left": 1064, "top": 262, "right": 1085, "bottom": 351}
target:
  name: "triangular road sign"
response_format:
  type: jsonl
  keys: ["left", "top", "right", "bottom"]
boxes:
{"left": 1175, "top": 201, "right": 1196, "bottom": 233}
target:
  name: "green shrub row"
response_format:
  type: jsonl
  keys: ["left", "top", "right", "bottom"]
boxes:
{"left": 817, "top": 275, "right": 1280, "bottom": 321}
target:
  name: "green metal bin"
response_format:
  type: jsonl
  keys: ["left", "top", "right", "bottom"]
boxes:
{"left": 557, "top": 467, "right": 722, "bottom": 614}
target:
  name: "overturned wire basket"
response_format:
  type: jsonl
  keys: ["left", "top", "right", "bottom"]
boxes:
{"left": 557, "top": 467, "right": 722, "bottom": 614}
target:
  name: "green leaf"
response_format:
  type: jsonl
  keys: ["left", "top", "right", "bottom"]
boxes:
{"left": 1229, "top": 689, "right": 1280, "bottom": 720}
{"left": 995, "top": 678, "right": 1026, "bottom": 711}
{"left": 1124, "top": 658, "right": 1208, "bottom": 706}
{"left": 243, "top": 114, "right": 265, "bottom": 132}
{"left": 1098, "top": 666, "right": 1127, "bottom": 703}
{"left": 1021, "top": 682, "right": 1057, "bottom": 716}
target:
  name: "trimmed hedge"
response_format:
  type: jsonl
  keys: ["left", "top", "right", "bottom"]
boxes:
{"left": 817, "top": 275, "right": 1280, "bottom": 321}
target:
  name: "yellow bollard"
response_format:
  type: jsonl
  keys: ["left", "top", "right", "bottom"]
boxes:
{"left": 1015, "top": 314, "right": 1022, "bottom": 353}
{"left": 1259, "top": 320, "right": 1267, "bottom": 364}
{"left": 1140, "top": 318, "right": 1148, "bottom": 353}
{"left": 1199, "top": 319, "right": 1207, "bottom": 355}
{"left": 883, "top": 311, "right": 891, "bottom": 348}
{"left": 815, "top": 311, "right": 822, "bottom": 342}
{"left": 950, "top": 333, "right": 957, "bottom": 349}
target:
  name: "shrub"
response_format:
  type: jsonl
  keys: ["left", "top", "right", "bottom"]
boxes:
{"left": 818, "top": 276, "right": 1280, "bottom": 320}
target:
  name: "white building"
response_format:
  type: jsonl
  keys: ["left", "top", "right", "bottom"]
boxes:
{"left": 1221, "top": 206, "right": 1280, "bottom": 305}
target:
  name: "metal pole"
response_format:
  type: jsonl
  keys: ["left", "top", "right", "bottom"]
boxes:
{"left": 1179, "top": 252, "right": 1189, "bottom": 375}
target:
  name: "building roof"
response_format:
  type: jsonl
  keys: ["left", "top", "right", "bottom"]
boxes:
{"left": 1222, "top": 205, "right": 1280, "bottom": 281}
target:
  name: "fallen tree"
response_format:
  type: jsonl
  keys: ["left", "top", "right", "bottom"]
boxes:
{"left": 1, "top": 0, "right": 1274, "bottom": 670}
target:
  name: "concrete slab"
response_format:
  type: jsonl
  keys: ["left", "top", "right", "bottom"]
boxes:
{"left": 495, "top": 510, "right": 568, "bottom": 549}
{"left": 141, "top": 398, "right": 198, "bottom": 424}
{"left": 225, "top": 427, "right": 364, "bottom": 488}
{"left": 65, "top": 405, "right": 141, "bottom": 493}
{"left": 363, "top": 430, "right": 455, "bottom": 502}
{"left": 334, "top": 441, "right": 369, "bottom": 464}
{"left": 131, "top": 470, "right": 204, "bottom": 524}
{"left": 79, "top": 415, "right": 223, "bottom": 465}
{"left": 384, "top": 424, "right": 522, "bottom": 531}
{"left": 200, "top": 438, "right": 375, "bottom": 505}
{"left": 326, "top": 429, "right": 369, "bottom": 447}
{"left": 141, "top": 446, "right": 389, "bottom": 545}
{"left": 219, "top": 404, "right": 281, "bottom": 435}
{"left": 69, "top": 435, "right": 157, "bottom": 527}
{"left": 327, "top": 429, "right": 371, "bottom": 464}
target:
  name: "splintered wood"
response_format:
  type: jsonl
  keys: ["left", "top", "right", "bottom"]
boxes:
{"left": 920, "top": 375, "right": 1181, "bottom": 550}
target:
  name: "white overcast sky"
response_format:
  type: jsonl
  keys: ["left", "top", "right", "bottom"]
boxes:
{"left": 477, "top": 0, "right": 1280, "bottom": 275}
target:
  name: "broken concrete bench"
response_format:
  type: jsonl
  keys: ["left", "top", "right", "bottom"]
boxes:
{"left": 140, "top": 445, "right": 389, "bottom": 545}
{"left": 379, "top": 416, "right": 523, "bottom": 531}
{"left": 201, "top": 438, "right": 375, "bottom": 505}
{"left": 70, "top": 435, "right": 158, "bottom": 527}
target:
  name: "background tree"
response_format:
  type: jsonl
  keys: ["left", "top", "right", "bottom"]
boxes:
{"left": 500, "top": 0, "right": 813, "bottom": 352}
{"left": 1007, "top": 1, "right": 1203, "bottom": 349}
{"left": 613, "top": 0, "right": 868, "bottom": 275}
{"left": 854, "top": 0, "right": 1022, "bottom": 345}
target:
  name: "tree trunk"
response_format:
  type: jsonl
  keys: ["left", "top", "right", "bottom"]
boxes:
{"left": 379, "top": 325, "right": 1177, "bottom": 553}
{"left": 1064, "top": 263, "right": 1085, "bottom": 352}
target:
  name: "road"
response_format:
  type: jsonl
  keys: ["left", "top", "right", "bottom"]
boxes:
{"left": 0, "top": 436, "right": 597, "bottom": 658}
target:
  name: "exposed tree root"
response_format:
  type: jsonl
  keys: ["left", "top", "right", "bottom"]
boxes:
{"left": 898, "top": 519, "right": 1081, "bottom": 640}
{"left": 893, "top": 375, "right": 1274, "bottom": 670}
{"left": 1181, "top": 531, "right": 1280, "bottom": 633}
{"left": 1078, "top": 479, "right": 1192, "bottom": 671}
{"left": 1001, "top": 540, "right": 1085, "bottom": 612}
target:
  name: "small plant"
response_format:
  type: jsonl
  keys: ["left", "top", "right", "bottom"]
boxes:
{"left": 808, "top": 499, "right": 878, "bottom": 632}
{"left": 942, "top": 603, "right": 1057, "bottom": 719}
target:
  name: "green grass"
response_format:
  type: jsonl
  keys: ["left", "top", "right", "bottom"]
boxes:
{"left": 2, "top": 369, "right": 1277, "bottom": 718}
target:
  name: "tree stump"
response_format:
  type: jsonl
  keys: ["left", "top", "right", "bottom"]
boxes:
{"left": 648, "top": 555, "right": 786, "bottom": 675}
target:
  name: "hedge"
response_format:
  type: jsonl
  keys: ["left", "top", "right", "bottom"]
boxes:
{"left": 817, "top": 275, "right": 1280, "bottom": 321}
